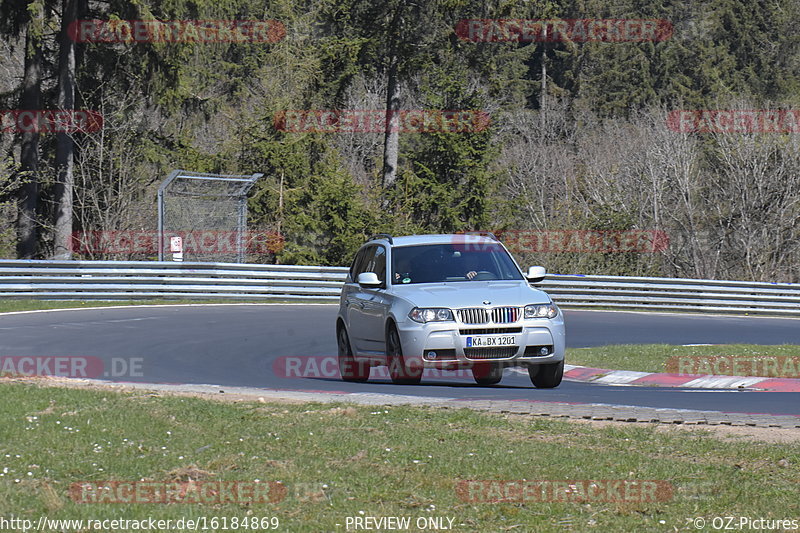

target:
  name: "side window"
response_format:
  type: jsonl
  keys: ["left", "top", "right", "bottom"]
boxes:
{"left": 352, "top": 246, "right": 376, "bottom": 281}
{"left": 349, "top": 248, "right": 367, "bottom": 281}
{"left": 371, "top": 246, "right": 386, "bottom": 283}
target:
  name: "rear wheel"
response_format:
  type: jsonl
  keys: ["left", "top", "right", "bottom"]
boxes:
{"left": 338, "top": 327, "right": 369, "bottom": 382}
{"left": 528, "top": 360, "right": 564, "bottom": 388}
{"left": 387, "top": 325, "right": 422, "bottom": 385}
{"left": 472, "top": 363, "right": 503, "bottom": 385}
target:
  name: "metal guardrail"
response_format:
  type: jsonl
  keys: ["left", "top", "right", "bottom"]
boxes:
{"left": 0, "top": 260, "right": 347, "bottom": 301}
{"left": 538, "top": 275, "right": 800, "bottom": 315}
{"left": 1, "top": 260, "right": 799, "bottom": 316}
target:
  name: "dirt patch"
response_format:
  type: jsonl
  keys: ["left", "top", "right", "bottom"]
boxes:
{"left": 675, "top": 424, "right": 800, "bottom": 444}
{"left": 165, "top": 465, "right": 214, "bottom": 482}
{"left": 567, "top": 417, "right": 800, "bottom": 444}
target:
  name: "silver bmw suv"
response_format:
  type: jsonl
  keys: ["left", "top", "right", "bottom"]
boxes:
{"left": 336, "top": 233, "right": 566, "bottom": 387}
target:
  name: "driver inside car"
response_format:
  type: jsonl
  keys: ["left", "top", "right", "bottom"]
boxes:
{"left": 394, "top": 248, "right": 495, "bottom": 283}
{"left": 462, "top": 253, "right": 488, "bottom": 280}
{"left": 394, "top": 255, "right": 413, "bottom": 283}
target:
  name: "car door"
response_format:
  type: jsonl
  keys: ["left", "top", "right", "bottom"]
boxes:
{"left": 358, "top": 245, "right": 392, "bottom": 355}
{"left": 345, "top": 245, "right": 376, "bottom": 353}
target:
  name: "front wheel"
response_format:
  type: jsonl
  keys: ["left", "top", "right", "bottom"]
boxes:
{"left": 528, "top": 360, "right": 563, "bottom": 388}
{"left": 472, "top": 363, "right": 503, "bottom": 385}
{"left": 338, "top": 327, "right": 369, "bottom": 382}
{"left": 386, "top": 325, "right": 422, "bottom": 385}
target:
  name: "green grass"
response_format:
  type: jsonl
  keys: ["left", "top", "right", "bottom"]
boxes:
{"left": 567, "top": 344, "right": 800, "bottom": 376}
{"left": 0, "top": 382, "right": 798, "bottom": 532}
{"left": 0, "top": 299, "right": 334, "bottom": 314}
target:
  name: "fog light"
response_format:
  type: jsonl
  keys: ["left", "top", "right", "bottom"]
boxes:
{"left": 539, "top": 347, "right": 550, "bottom": 355}
{"left": 427, "top": 351, "right": 437, "bottom": 359}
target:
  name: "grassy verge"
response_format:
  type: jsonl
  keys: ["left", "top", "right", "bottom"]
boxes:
{"left": 0, "top": 382, "right": 798, "bottom": 532}
{"left": 0, "top": 299, "right": 334, "bottom": 314}
{"left": 567, "top": 344, "right": 800, "bottom": 377}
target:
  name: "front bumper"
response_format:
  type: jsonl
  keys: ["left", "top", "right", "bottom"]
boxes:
{"left": 395, "top": 318, "right": 566, "bottom": 368}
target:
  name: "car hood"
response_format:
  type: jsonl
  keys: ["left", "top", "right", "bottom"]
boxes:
{"left": 391, "top": 281, "right": 552, "bottom": 309}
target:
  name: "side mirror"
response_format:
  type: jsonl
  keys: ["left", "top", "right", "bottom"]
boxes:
{"left": 357, "top": 272, "right": 382, "bottom": 287}
{"left": 526, "top": 266, "right": 546, "bottom": 283}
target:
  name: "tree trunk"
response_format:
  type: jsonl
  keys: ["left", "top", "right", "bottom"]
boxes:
{"left": 540, "top": 26, "right": 547, "bottom": 136}
{"left": 381, "top": 10, "right": 401, "bottom": 191}
{"left": 16, "top": 9, "right": 44, "bottom": 259}
{"left": 381, "top": 56, "right": 400, "bottom": 189}
{"left": 53, "top": 0, "right": 79, "bottom": 259}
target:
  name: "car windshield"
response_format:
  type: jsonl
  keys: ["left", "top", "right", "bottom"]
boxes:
{"left": 391, "top": 243, "right": 524, "bottom": 284}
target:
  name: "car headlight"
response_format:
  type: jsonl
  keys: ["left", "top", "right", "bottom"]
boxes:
{"left": 524, "top": 303, "right": 558, "bottom": 319}
{"left": 409, "top": 307, "right": 454, "bottom": 323}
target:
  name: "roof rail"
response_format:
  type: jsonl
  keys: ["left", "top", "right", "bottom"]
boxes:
{"left": 461, "top": 231, "right": 499, "bottom": 242}
{"left": 368, "top": 233, "right": 394, "bottom": 244}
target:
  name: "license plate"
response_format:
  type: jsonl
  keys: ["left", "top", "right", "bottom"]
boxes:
{"left": 465, "top": 335, "right": 517, "bottom": 348}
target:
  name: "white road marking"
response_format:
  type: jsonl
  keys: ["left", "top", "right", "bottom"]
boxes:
{"left": 681, "top": 376, "right": 768, "bottom": 389}
{"left": 593, "top": 370, "right": 653, "bottom": 385}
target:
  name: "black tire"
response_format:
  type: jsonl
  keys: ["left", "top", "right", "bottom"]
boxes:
{"left": 386, "top": 325, "right": 422, "bottom": 385}
{"left": 472, "top": 363, "right": 503, "bottom": 385}
{"left": 528, "top": 360, "right": 564, "bottom": 388}
{"left": 338, "top": 326, "right": 369, "bottom": 382}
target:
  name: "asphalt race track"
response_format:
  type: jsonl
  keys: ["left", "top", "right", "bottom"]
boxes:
{"left": 1, "top": 305, "right": 799, "bottom": 416}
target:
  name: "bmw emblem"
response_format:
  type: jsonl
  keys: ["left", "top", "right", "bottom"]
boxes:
{"left": 483, "top": 300, "right": 491, "bottom": 305}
